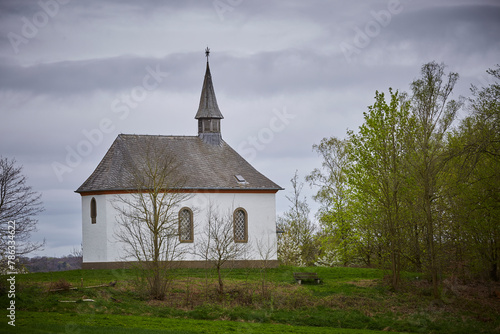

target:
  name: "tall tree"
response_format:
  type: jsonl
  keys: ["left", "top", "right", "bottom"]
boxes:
{"left": 408, "top": 62, "right": 463, "bottom": 298}
{"left": 447, "top": 66, "right": 500, "bottom": 280}
{"left": 277, "top": 171, "right": 316, "bottom": 266}
{"left": 347, "top": 89, "right": 413, "bottom": 290}
{"left": 307, "top": 137, "right": 355, "bottom": 266}
{"left": 0, "top": 157, "right": 44, "bottom": 266}
{"left": 113, "top": 136, "right": 191, "bottom": 300}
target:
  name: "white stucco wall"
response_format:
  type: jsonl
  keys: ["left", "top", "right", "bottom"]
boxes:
{"left": 81, "top": 195, "right": 108, "bottom": 263}
{"left": 81, "top": 191, "right": 278, "bottom": 263}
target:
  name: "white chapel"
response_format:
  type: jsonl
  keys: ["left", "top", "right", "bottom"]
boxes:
{"left": 76, "top": 51, "right": 282, "bottom": 269}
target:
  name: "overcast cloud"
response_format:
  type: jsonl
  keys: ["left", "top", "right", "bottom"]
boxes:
{"left": 1, "top": 0, "right": 499, "bottom": 257}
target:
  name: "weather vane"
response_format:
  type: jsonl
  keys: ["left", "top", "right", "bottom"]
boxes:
{"left": 205, "top": 47, "right": 210, "bottom": 61}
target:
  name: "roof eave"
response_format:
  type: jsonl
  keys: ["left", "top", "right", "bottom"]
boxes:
{"left": 76, "top": 186, "right": 283, "bottom": 196}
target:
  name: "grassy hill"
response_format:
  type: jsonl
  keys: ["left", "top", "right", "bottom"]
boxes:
{"left": 1, "top": 266, "right": 499, "bottom": 333}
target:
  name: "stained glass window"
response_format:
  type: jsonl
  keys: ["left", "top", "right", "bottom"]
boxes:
{"left": 233, "top": 208, "right": 247, "bottom": 243}
{"left": 179, "top": 208, "right": 193, "bottom": 242}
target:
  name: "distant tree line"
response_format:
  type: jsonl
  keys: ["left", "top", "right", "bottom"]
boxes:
{"left": 278, "top": 62, "right": 499, "bottom": 298}
{"left": 19, "top": 254, "right": 82, "bottom": 273}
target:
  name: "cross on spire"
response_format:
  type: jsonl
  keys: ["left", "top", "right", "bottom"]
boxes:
{"left": 205, "top": 47, "right": 210, "bottom": 62}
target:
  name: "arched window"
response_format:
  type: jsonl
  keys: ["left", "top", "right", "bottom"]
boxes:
{"left": 90, "top": 197, "right": 97, "bottom": 224}
{"left": 233, "top": 208, "right": 248, "bottom": 243}
{"left": 179, "top": 208, "right": 193, "bottom": 243}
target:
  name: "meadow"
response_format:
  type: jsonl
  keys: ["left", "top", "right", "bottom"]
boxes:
{"left": 1, "top": 266, "right": 498, "bottom": 333}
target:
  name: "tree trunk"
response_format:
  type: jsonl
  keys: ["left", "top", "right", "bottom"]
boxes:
{"left": 424, "top": 186, "right": 440, "bottom": 299}
{"left": 491, "top": 261, "right": 499, "bottom": 281}
{"left": 217, "top": 265, "right": 224, "bottom": 294}
{"left": 413, "top": 223, "right": 422, "bottom": 272}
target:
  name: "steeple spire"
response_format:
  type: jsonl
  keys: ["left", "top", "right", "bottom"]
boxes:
{"left": 195, "top": 49, "right": 223, "bottom": 120}
{"left": 196, "top": 48, "right": 223, "bottom": 145}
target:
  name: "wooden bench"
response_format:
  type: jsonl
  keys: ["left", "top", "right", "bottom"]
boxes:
{"left": 293, "top": 272, "right": 321, "bottom": 284}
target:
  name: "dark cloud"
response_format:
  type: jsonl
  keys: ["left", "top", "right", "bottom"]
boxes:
{"left": 0, "top": 54, "right": 192, "bottom": 94}
{"left": 0, "top": 50, "right": 403, "bottom": 98}
{"left": 384, "top": 4, "right": 500, "bottom": 56}
{"left": 0, "top": 0, "right": 43, "bottom": 17}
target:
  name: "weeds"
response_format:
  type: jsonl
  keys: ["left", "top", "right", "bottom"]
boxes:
{"left": 49, "top": 278, "right": 72, "bottom": 291}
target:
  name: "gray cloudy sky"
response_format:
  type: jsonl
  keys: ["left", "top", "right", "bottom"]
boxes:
{"left": 1, "top": 0, "right": 499, "bottom": 257}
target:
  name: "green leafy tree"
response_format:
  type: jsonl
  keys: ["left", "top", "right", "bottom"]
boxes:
{"left": 408, "top": 62, "right": 463, "bottom": 298}
{"left": 347, "top": 88, "right": 413, "bottom": 290}
{"left": 446, "top": 66, "right": 500, "bottom": 280}
{"left": 307, "top": 137, "right": 357, "bottom": 266}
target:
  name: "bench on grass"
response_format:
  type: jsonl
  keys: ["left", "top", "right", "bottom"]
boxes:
{"left": 293, "top": 272, "right": 321, "bottom": 284}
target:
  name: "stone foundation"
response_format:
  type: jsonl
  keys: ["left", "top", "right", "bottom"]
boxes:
{"left": 82, "top": 260, "right": 279, "bottom": 270}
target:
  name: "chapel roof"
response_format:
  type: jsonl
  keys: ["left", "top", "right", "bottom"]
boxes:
{"left": 75, "top": 134, "right": 282, "bottom": 193}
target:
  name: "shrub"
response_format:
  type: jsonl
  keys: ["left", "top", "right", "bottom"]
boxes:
{"left": 51, "top": 279, "right": 72, "bottom": 291}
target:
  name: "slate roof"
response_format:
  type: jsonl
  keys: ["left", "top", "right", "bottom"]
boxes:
{"left": 75, "top": 134, "right": 282, "bottom": 193}
{"left": 195, "top": 62, "right": 223, "bottom": 119}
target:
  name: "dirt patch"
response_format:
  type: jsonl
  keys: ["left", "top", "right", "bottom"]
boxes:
{"left": 348, "top": 279, "right": 378, "bottom": 287}
{"left": 442, "top": 278, "right": 500, "bottom": 314}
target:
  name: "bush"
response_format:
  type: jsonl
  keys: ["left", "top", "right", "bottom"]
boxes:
{"left": 51, "top": 279, "right": 72, "bottom": 291}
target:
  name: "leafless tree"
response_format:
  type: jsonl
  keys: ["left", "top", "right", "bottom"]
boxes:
{"left": 277, "top": 171, "right": 316, "bottom": 266}
{"left": 255, "top": 235, "right": 277, "bottom": 296}
{"left": 70, "top": 243, "right": 83, "bottom": 267}
{"left": 113, "top": 136, "right": 191, "bottom": 300}
{"left": 70, "top": 244, "right": 83, "bottom": 258}
{"left": 195, "top": 204, "right": 250, "bottom": 294}
{"left": 0, "top": 157, "right": 44, "bottom": 269}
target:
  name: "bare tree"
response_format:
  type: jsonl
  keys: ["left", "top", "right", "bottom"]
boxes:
{"left": 70, "top": 244, "right": 83, "bottom": 258}
{"left": 255, "top": 235, "right": 277, "bottom": 296}
{"left": 0, "top": 157, "right": 44, "bottom": 268}
{"left": 195, "top": 204, "right": 250, "bottom": 294}
{"left": 113, "top": 136, "right": 191, "bottom": 300}
{"left": 277, "top": 171, "right": 316, "bottom": 266}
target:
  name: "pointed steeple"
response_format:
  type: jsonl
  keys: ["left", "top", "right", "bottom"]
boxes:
{"left": 196, "top": 48, "right": 223, "bottom": 146}
{"left": 195, "top": 48, "right": 224, "bottom": 119}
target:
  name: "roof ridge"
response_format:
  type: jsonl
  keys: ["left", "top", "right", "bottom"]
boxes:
{"left": 119, "top": 134, "right": 199, "bottom": 138}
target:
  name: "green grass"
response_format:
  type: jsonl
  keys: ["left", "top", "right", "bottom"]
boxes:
{"left": 17, "top": 268, "right": 133, "bottom": 285}
{"left": 15, "top": 266, "right": 390, "bottom": 287}
{"left": 0, "top": 311, "right": 388, "bottom": 334}
{"left": 1, "top": 266, "right": 499, "bottom": 334}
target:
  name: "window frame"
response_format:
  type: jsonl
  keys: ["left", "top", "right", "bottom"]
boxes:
{"left": 178, "top": 207, "right": 194, "bottom": 243}
{"left": 90, "top": 197, "right": 97, "bottom": 224}
{"left": 233, "top": 208, "right": 248, "bottom": 243}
